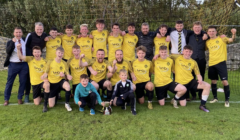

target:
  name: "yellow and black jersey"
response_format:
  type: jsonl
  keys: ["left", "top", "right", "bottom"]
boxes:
{"left": 132, "top": 59, "right": 154, "bottom": 84}
{"left": 91, "top": 30, "right": 109, "bottom": 57}
{"left": 76, "top": 37, "right": 93, "bottom": 59}
{"left": 122, "top": 33, "right": 138, "bottom": 62}
{"left": 206, "top": 36, "right": 229, "bottom": 66}
{"left": 25, "top": 56, "right": 47, "bottom": 85}
{"left": 60, "top": 34, "right": 77, "bottom": 60}
{"left": 45, "top": 59, "right": 69, "bottom": 83}
{"left": 175, "top": 55, "right": 200, "bottom": 85}
{"left": 46, "top": 37, "right": 62, "bottom": 61}
{"left": 109, "top": 60, "right": 133, "bottom": 86}
{"left": 108, "top": 35, "right": 123, "bottom": 62}
{"left": 153, "top": 57, "right": 174, "bottom": 87}
{"left": 89, "top": 58, "right": 110, "bottom": 82}
{"left": 67, "top": 58, "right": 89, "bottom": 85}
{"left": 154, "top": 36, "right": 170, "bottom": 56}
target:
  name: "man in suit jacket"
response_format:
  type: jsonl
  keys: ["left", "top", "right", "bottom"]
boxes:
{"left": 3, "top": 27, "right": 29, "bottom": 106}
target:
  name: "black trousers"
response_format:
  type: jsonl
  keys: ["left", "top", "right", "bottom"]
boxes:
{"left": 116, "top": 91, "right": 136, "bottom": 111}
{"left": 186, "top": 58, "right": 206, "bottom": 98}
{"left": 79, "top": 92, "right": 97, "bottom": 109}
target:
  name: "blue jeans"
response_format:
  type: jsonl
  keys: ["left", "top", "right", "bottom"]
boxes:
{"left": 4, "top": 62, "right": 29, "bottom": 100}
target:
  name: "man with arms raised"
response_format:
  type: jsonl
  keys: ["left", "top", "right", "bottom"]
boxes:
{"left": 17, "top": 46, "right": 50, "bottom": 112}
{"left": 206, "top": 26, "right": 236, "bottom": 107}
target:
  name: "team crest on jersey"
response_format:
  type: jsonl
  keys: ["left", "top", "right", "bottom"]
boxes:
{"left": 144, "top": 65, "right": 148, "bottom": 68}
{"left": 119, "top": 39, "right": 121, "bottom": 42}
{"left": 102, "top": 33, "right": 105, "bottom": 36}
{"left": 167, "top": 62, "right": 170, "bottom": 66}
{"left": 71, "top": 37, "right": 74, "bottom": 40}
{"left": 134, "top": 39, "right": 137, "bottom": 42}
{"left": 188, "top": 63, "right": 191, "bottom": 66}
{"left": 102, "top": 65, "right": 105, "bottom": 68}
{"left": 123, "top": 66, "right": 126, "bottom": 69}
{"left": 216, "top": 40, "right": 219, "bottom": 44}
{"left": 87, "top": 40, "right": 90, "bottom": 43}
{"left": 60, "top": 66, "right": 63, "bottom": 70}
{"left": 40, "top": 64, "right": 44, "bottom": 68}
{"left": 57, "top": 40, "right": 60, "bottom": 43}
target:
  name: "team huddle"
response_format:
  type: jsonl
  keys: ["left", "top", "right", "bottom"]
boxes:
{"left": 3, "top": 19, "right": 236, "bottom": 116}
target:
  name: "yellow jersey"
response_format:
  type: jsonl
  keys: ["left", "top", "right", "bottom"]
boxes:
{"left": 25, "top": 56, "right": 46, "bottom": 85}
{"left": 175, "top": 56, "right": 200, "bottom": 85}
{"left": 91, "top": 30, "right": 109, "bottom": 57}
{"left": 67, "top": 57, "right": 89, "bottom": 85}
{"left": 122, "top": 33, "right": 138, "bottom": 61}
{"left": 108, "top": 35, "right": 123, "bottom": 62}
{"left": 153, "top": 57, "right": 174, "bottom": 87}
{"left": 153, "top": 36, "right": 170, "bottom": 56}
{"left": 45, "top": 59, "right": 69, "bottom": 83}
{"left": 132, "top": 59, "right": 154, "bottom": 84}
{"left": 76, "top": 37, "right": 93, "bottom": 59}
{"left": 109, "top": 60, "right": 133, "bottom": 86}
{"left": 206, "top": 36, "right": 229, "bottom": 66}
{"left": 89, "top": 59, "right": 110, "bottom": 82}
{"left": 61, "top": 34, "right": 77, "bottom": 60}
{"left": 46, "top": 37, "right": 62, "bottom": 61}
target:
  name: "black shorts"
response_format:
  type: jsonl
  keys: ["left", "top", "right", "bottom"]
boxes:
{"left": 32, "top": 82, "right": 44, "bottom": 99}
{"left": 49, "top": 79, "right": 66, "bottom": 98}
{"left": 135, "top": 82, "right": 148, "bottom": 99}
{"left": 97, "top": 79, "right": 107, "bottom": 89}
{"left": 155, "top": 82, "right": 178, "bottom": 100}
{"left": 180, "top": 79, "right": 198, "bottom": 100}
{"left": 208, "top": 61, "right": 228, "bottom": 81}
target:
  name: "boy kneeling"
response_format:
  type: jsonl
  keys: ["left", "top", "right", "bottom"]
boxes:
{"left": 110, "top": 69, "right": 137, "bottom": 115}
{"left": 74, "top": 74, "right": 105, "bottom": 115}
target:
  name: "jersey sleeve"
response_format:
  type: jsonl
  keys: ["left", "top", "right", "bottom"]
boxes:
{"left": 221, "top": 37, "right": 230, "bottom": 44}
{"left": 171, "top": 59, "right": 175, "bottom": 72}
{"left": 149, "top": 61, "right": 154, "bottom": 73}
{"left": 44, "top": 60, "right": 53, "bottom": 73}
{"left": 193, "top": 60, "right": 200, "bottom": 75}
{"left": 126, "top": 61, "right": 133, "bottom": 73}
{"left": 63, "top": 61, "right": 70, "bottom": 75}
{"left": 67, "top": 58, "right": 72, "bottom": 67}
{"left": 25, "top": 56, "right": 34, "bottom": 62}
{"left": 86, "top": 58, "right": 94, "bottom": 66}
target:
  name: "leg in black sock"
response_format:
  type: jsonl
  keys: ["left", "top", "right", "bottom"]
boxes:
{"left": 211, "top": 84, "right": 217, "bottom": 99}
{"left": 224, "top": 85, "right": 230, "bottom": 101}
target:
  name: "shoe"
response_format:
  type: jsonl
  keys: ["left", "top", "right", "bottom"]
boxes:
{"left": 199, "top": 105, "right": 210, "bottom": 112}
{"left": 191, "top": 96, "right": 196, "bottom": 100}
{"left": 79, "top": 107, "right": 84, "bottom": 112}
{"left": 24, "top": 95, "right": 29, "bottom": 103}
{"left": 148, "top": 102, "right": 153, "bottom": 109}
{"left": 58, "top": 93, "right": 62, "bottom": 100}
{"left": 167, "top": 94, "right": 170, "bottom": 99}
{"left": 170, "top": 98, "right": 174, "bottom": 104}
{"left": 65, "top": 103, "right": 72, "bottom": 111}
{"left": 131, "top": 110, "right": 137, "bottom": 115}
{"left": 4, "top": 100, "right": 9, "bottom": 106}
{"left": 42, "top": 105, "right": 48, "bottom": 112}
{"left": 186, "top": 98, "right": 191, "bottom": 101}
{"left": 121, "top": 102, "right": 127, "bottom": 110}
{"left": 90, "top": 109, "right": 95, "bottom": 115}
{"left": 173, "top": 99, "right": 179, "bottom": 108}
{"left": 225, "top": 101, "right": 230, "bottom": 107}
{"left": 18, "top": 99, "right": 23, "bottom": 104}
{"left": 209, "top": 98, "right": 218, "bottom": 103}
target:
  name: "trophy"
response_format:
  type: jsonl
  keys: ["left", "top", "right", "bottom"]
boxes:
{"left": 103, "top": 101, "right": 112, "bottom": 115}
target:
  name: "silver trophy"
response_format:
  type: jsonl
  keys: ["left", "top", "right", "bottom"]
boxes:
{"left": 103, "top": 101, "right": 112, "bottom": 115}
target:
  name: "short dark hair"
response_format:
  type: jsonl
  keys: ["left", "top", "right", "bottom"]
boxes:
{"left": 115, "top": 49, "right": 123, "bottom": 54}
{"left": 96, "top": 19, "right": 105, "bottom": 24}
{"left": 14, "top": 27, "right": 22, "bottom": 31}
{"left": 65, "top": 24, "right": 73, "bottom": 29}
{"left": 183, "top": 45, "right": 193, "bottom": 51}
{"left": 136, "top": 45, "right": 147, "bottom": 53}
{"left": 72, "top": 45, "right": 80, "bottom": 49}
{"left": 128, "top": 22, "right": 135, "bottom": 27}
{"left": 159, "top": 45, "right": 167, "bottom": 50}
{"left": 50, "top": 27, "right": 58, "bottom": 31}
{"left": 208, "top": 25, "right": 217, "bottom": 31}
{"left": 176, "top": 20, "right": 184, "bottom": 24}
{"left": 97, "top": 49, "right": 105, "bottom": 53}
{"left": 80, "top": 74, "right": 89, "bottom": 80}
{"left": 112, "top": 23, "right": 120, "bottom": 28}
{"left": 56, "top": 47, "right": 64, "bottom": 52}
{"left": 32, "top": 46, "right": 41, "bottom": 52}
{"left": 159, "top": 24, "right": 168, "bottom": 29}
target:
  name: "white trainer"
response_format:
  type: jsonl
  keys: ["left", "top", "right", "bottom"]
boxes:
{"left": 65, "top": 103, "right": 72, "bottom": 111}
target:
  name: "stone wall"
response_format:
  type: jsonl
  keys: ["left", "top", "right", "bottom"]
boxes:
{"left": 0, "top": 36, "right": 239, "bottom": 70}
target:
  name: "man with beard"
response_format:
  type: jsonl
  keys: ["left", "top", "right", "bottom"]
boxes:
{"left": 79, "top": 49, "right": 113, "bottom": 101}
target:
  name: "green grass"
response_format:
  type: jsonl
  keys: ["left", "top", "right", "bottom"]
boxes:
{"left": 1, "top": 70, "right": 240, "bottom": 139}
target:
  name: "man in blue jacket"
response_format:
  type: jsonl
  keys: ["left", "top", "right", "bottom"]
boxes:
{"left": 74, "top": 74, "right": 105, "bottom": 115}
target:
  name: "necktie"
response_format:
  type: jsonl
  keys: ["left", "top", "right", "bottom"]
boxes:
{"left": 19, "top": 39, "right": 23, "bottom": 62}
{"left": 178, "top": 32, "right": 181, "bottom": 53}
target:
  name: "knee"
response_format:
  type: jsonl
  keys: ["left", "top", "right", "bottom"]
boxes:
{"left": 65, "top": 85, "right": 71, "bottom": 91}
{"left": 34, "top": 102, "right": 40, "bottom": 106}
{"left": 211, "top": 80, "right": 217, "bottom": 84}
{"left": 205, "top": 83, "right": 211, "bottom": 89}
{"left": 146, "top": 83, "right": 154, "bottom": 91}
{"left": 181, "top": 86, "right": 187, "bottom": 93}
{"left": 222, "top": 80, "right": 228, "bottom": 86}
{"left": 49, "top": 104, "right": 54, "bottom": 108}
{"left": 90, "top": 92, "right": 96, "bottom": 98}
{"left": 45, "top": 82, "right": 50, "bottom": 89}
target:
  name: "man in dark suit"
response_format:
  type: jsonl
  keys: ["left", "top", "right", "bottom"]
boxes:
{"left": 3, "top": 27, "right": 28, "bottom": 106}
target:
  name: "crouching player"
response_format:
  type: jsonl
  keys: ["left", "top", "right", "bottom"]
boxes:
{"left": 110, "top": 69, "right": 137, "bottom": 115}
{"left": 153, "top": 45, "right": 186, "bottom": 108}
{"left": 175, "top": 45, "right": 211, "bottom": 112}
{"left": 74, "top": 74, "right": 105, "bottom": 115}
{"left": 17, "top": 45, "right": 50, "bottom": 112}
{"left": 42, "top": 47, "right": 73, "bottom": 111}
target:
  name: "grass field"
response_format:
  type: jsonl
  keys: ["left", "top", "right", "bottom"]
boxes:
{"left": 0, "top": 70, "right": 240, "bottom": 139}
